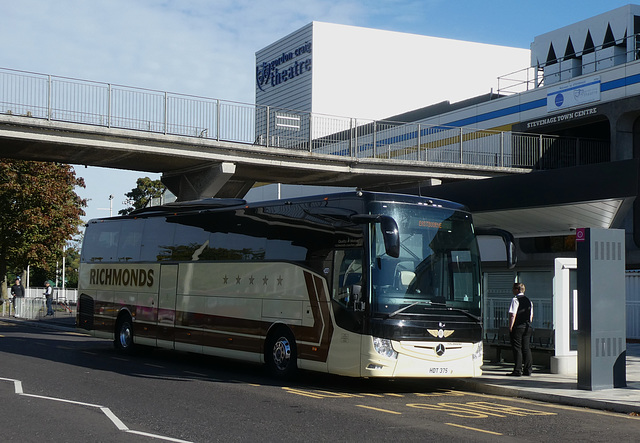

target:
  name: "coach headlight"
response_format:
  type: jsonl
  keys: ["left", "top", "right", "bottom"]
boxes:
{"left": 373, "top": 337, "right": 398, "bottom": 359}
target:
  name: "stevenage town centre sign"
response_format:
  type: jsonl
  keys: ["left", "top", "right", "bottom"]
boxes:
{"left": 256, "top": 41, "right": 312, "bottom": 91}
{"left": 526, "top": 106, "right": 599, "bottom": 129}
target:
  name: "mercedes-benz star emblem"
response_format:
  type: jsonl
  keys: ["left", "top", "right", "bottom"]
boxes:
{"left": 436, "top": 343, "right": 446, "bottom": 356}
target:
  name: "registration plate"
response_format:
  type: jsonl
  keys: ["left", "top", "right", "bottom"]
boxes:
{"left": 428, "top": 367, "right": 451, "bottom": 375}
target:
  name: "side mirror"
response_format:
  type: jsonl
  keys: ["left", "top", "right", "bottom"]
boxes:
{"left": 475, "top": 227, "right": 517, "bottom": 269}
{"left": 350, "top": 214, "right": 400, "bottom": 258}
{"left": 351, "top": 284, "right": 365, "bottom": 311}
{"left": 380, "top": 216, "right": 400, "bottom": 258}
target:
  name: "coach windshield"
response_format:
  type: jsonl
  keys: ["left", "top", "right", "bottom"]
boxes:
{"left": 369, "top": 202, "right": 481, "bottom": 317}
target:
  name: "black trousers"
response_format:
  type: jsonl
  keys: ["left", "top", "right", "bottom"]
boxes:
{"left": 510, "top": 323, "right": 532, "bottom": 374}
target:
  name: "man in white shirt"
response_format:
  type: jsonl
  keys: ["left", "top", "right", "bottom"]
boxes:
{"left": 508, "top": 282, "right": 533, "bottom": 376}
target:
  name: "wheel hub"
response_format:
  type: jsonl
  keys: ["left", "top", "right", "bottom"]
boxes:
{"left": 273, "top": 337, "right": 291, "bottom": 370}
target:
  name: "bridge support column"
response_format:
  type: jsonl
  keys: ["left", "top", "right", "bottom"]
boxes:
{"left": 161, "top": 162, "right": 244, "bottom": 201}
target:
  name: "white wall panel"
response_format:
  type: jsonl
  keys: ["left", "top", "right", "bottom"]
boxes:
{"left": 310, "top": 22, "right": 529, "bottom": 121}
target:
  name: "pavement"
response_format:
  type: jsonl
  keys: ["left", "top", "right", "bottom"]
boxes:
{"left": 3, "top": 313, "right": 640, "bottom": 415}
{"left": 456, "top": 343, "right": 640, "bottom": 415}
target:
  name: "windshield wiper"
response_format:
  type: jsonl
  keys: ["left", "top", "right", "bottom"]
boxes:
{"left": 387, "top": 300, "right": 445, "bottom": 318}
{"left": 387, "top": 301, "right": 479, "bottom": 321}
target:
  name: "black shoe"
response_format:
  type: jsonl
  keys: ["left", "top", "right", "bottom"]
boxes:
{"left": 523, "top": 371, "right": 532, "bottom": 376}
{"left": 507, "top": 372, "right": 522, "bottom": 376}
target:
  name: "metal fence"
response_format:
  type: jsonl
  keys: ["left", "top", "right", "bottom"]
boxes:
{"left": 484, "top": 297, "right": 554, "bottom": 331}
{"left": 24, "top": 287, "right": 78, "bottom": 303}
{"left": 485, "top": 272, "right": 640, "bottom": 341}
{"left": 1, "top": 287, "right": 77, "bottom": 319}
{"left": 1, "top": 67, "right": 610, "bottom": 171}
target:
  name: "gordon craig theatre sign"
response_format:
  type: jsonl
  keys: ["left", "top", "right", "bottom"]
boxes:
{"left": 256, "top": 41, "right": 312, "bottom": 92}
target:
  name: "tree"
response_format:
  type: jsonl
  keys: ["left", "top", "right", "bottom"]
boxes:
{"left": 119, "top": 177, "right": 166, "bottom": 215}
{"left": 63, "top": 242, "right": 82, "bottom": 288}
{"left": 0, "top": 160, "right": 86, "bottom": 297}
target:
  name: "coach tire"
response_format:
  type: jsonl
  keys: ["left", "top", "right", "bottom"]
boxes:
{"left": 114, "top": 314, "right": 135, "bottom": 353}
{"left": 266, "top": 328, "right": 297, "bottom": 378}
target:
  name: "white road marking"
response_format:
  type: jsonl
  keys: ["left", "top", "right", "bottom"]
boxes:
{"left": 101, "top": 407, "right": 129, "bottom": 430}
{"left": 0, "top": 377, "right": 193, "bottom": 442}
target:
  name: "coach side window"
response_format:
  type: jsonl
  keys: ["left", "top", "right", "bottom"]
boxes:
{"left": 209, "top": 232, "right": 266, "bottom": 261}
{"left": 140, "top": 217, "right": 176, "bottom": 262}
{"left": 117, "top": 219, "right": 144, "bottom": 262}
{"left": 82, "top": 221, "right": 120, "bottom": 263}
{"left": 173, "top": 223, "right": 210, "bottom": 261}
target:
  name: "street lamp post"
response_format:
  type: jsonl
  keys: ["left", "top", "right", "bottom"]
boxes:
{"left": 98, "top": 194, "right": 115, "bottom": 217}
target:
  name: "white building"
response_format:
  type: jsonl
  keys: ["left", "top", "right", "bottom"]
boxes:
{"left": 531, "top": 4, "right": 640, "bottom": 85}
{"left": 255, "top": 21, "right": 531, "bottom": 121}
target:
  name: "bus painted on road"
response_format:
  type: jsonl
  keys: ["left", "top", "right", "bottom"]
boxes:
{"left": 77, "top": 191, "right": 513, "bottom": 378}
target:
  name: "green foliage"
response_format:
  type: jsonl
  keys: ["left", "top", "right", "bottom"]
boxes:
{"left": 0, "top": 159, "right": 86, "bottom": 294}
{"left": 119, "top": 177, "right": 166, "bottom": 215}
{"left": 30, "top": 267, "right": 52, "bottom": 288}
{"left": 64, "top": 245, "right": 81, "bottom": 288}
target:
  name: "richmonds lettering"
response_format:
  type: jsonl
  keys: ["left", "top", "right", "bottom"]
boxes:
{"left": 90, "top": 268, "right": 155, "bottom": 287}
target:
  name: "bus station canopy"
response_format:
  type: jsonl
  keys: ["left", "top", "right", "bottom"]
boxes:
{"left": 410, "top": 159, "right": 639, "bottom": 239}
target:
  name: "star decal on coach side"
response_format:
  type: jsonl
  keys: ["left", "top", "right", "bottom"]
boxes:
{"left": 222, "top": 274, "right": 285, "bottom": 286}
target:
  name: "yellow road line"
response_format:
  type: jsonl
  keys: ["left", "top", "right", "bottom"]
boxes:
{"left": 445, "top": 423, "right": 503, "bottom": 435}
{"left": 282, "top": 387, "right": 326, "bottom": 399}
{"left": 313, "top": 390, "right": 362, "bottom": 398}
{"left": 451, "top": 390, "right": 640, "bottom": 420}
{"left": 356, "top": 405, "right": 402, "bottom": 415}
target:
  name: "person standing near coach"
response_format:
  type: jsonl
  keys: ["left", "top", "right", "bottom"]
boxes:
{"left": 10, "top": 278, "right": 25, "bottom": 316}
{"left": 508, "top": 282, "right": 533, "bottom": 376}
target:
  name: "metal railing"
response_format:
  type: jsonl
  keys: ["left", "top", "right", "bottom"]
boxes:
{"left": 24, "top": 287, "right": 78, "bottom": 303}
{"left": 484, "top": 298, "right": 554, "bottom": 331}
{"left": 1, "top": 287, "right": 77, "bottom": 319}
{"left": 1, "top": 67, "right": 609, "bottom": 171}
{"left": 498, "top": 32, "right": 640, "bottom": 95}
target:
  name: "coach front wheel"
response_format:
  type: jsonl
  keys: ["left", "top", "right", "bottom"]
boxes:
{"left": 114, "top": 315, "right": 134, "bottom": 353}
{"left": 266, "top": 328, "right": 297, "bottom": 378}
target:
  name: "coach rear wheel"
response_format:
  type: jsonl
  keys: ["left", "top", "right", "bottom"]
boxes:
{"left": 266, "top": 329, "right": 297, "bottom": 378}
{"left": 114, "top": 315, "right": 134, "bottom": 353}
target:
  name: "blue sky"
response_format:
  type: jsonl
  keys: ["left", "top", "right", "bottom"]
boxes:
{"left": 0, "top": 0, "right": 634, "bottom": 221}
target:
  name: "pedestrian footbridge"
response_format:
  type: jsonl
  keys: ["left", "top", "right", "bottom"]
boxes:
{"left": 0, "top": 67, "right": 591, "bottom": 200}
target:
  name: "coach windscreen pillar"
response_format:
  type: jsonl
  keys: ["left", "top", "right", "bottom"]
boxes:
{"left": 576, "top": 228, "right": 626, "bottom": 390}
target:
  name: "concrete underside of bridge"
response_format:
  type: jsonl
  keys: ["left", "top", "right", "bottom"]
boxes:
{"left": 0, "top": 114, "right": 527, "bottom": 200}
